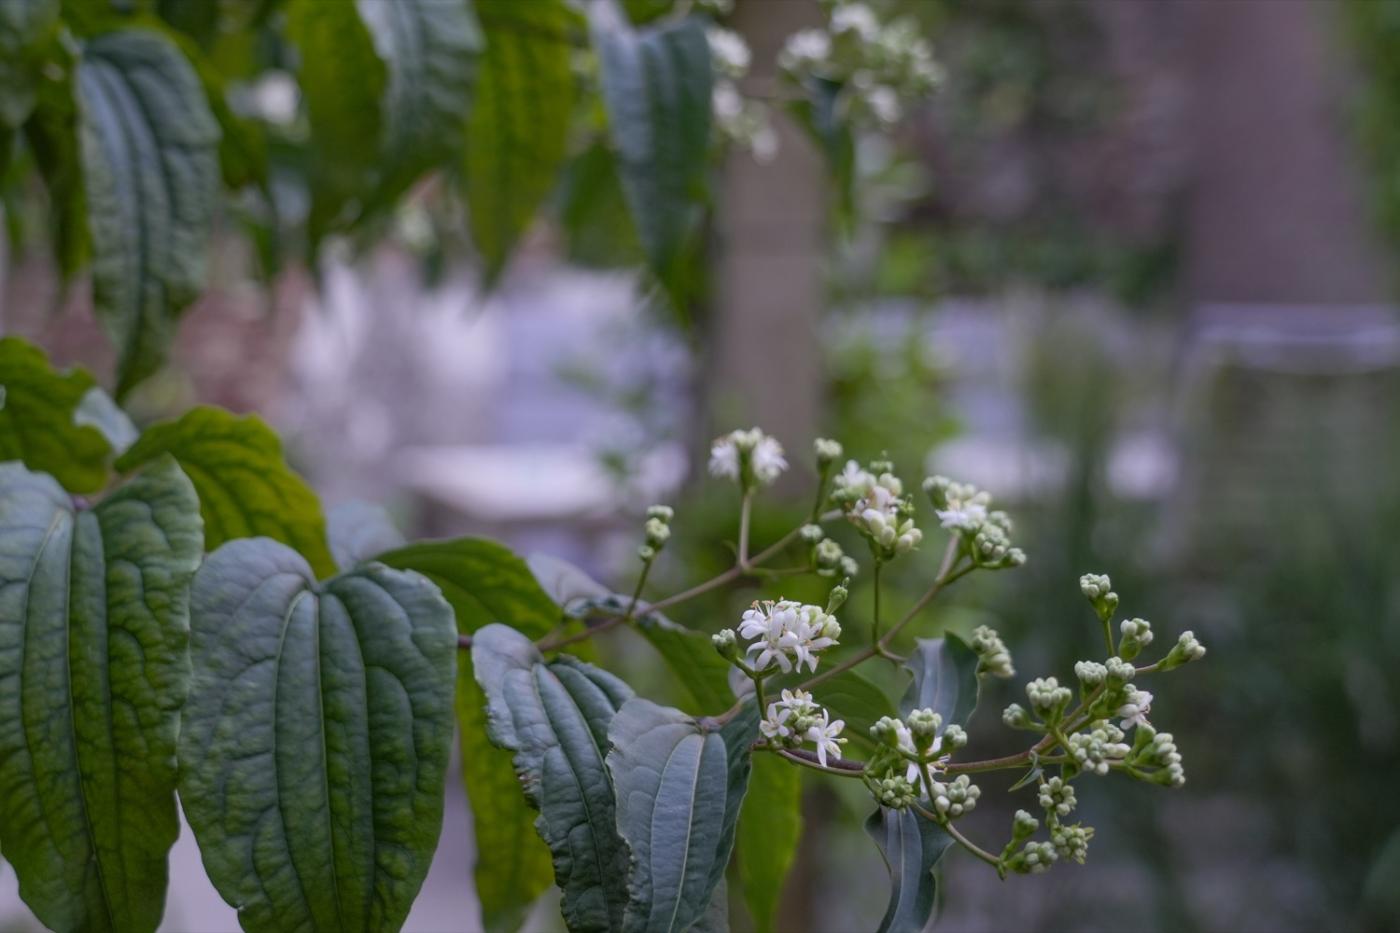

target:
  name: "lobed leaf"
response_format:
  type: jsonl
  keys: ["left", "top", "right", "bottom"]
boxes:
{"left": 464, "top": 0, "right": 577, "bottom": 281}
{"left": 377, "top": 538, "right": 559, "bottom": 932}
{"left": 607, "top": 698, "right": 758, "bottom": 933}
{"left": 0, "top": 458, "right": 202, "bottom": 932}
{"left": 76, "top": 28, "right": 220, "bottom": 400}
{"left": 116, "top": 405, "right": 336, "bottom": 579}
{"left": 735, "top": 754, "right": 802, "bottom": 933}
{"left": 865, "top": 806, "right": 954, "bottom": 933}
{"left": 0, "top": 336, "right": 113, "bottom": 493}
{"left": 178, "top": 537, "right": 458, "bottom": 932}
{"left": 593, "top": 8, "right": 712, "bottom": 291}
{"left": 900, "top": 634, "right": 981, "bottom": 727}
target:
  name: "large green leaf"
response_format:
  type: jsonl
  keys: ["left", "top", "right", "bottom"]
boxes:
{"left": 115, "top": 405, "right": 336, "bottom": 578}
{"left": 900, "top": 634, "right": 981, "bottom": 727}
{"left": 285, "top": 0, "right": 384, "bottom": 180}
{"left": 357, "top": 0, "right": 481, "bottom": 204}
{"left": 463, "top": 0, "right": 576, "bottom": 280}
{"left": 23, "top": 44, "right": 90, "bottom": 280}
{"left": 593, "top": 8, "right": 711, "bottom": 289}
{"left": 607, "top": 698, "right": 758, "bottom": 933}
{"left": 473, "top": 624, "right": 634, "bottom": 932}
{"left": 76, "top": 28, "right": 220, "bottom": 400}
{"left": 0, "top": 0, "right": 58, "bottom": 128}
{"left": 326, "top": 500, "right": 405, "bottom": 573}
{"left": 376, "top": 538, "right": 558, "bottom": 932}
{"left": 865, "top": 807, "right": 954, "bottom": 933}
{"left": 735, "top": 755, "right": 801, "bottom": 933}
{"left": 0, "top": 458, "right": 202, "bottom": 932}
{"left": 179, "top": 537, "right": 457, "bottom": 932}
{"left": 0, "top": 336, "right": 113, "bottom": 493}
{"left": 634, "top": 613, "right": 734, "bottom": 714}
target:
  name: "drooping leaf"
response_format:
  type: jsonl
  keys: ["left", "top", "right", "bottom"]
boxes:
{"left": 593, "top": 7, "right": 711, "bottom": 290}
{"left": 865, "top": 807, "right": 954, "bottom": 933}
{"left": 23, "top": 46, "right": 90, "bottom": 280}
{"left": 464, "top": 0, "right": 576, "bottom": 280}
{"left": 285, "top": 0, "right": 384, "bottom": 178}
{"left": 76, "top": 29, "right": 220, "bottom": 400}
{"left": 0, "top": 336, "right": 113, "bottom": 493}
{"left": 326, "top": 500, "right": 405, "bottom": 573}
{"left": 788, "top": 76, "right": 855, "bottom": 226}
{"left": 357, "top": 0, "right": 481, "bottom": 207}
{"left": 736, "top": 755, "right": 802, "bottom": 933}
{"left": 376, "top": 538, "right": 559, "bottom": 931}
{"left": 178, "top": 537, "right": 457, "bottom": 932}
{"left": 606, "top": 698, "right": 758, "bottom": 933}
{"left": 115, "top": 405, "right": 336, "bottom": 578}
{"left": 0, "top": 458, "right": 202, "bottom": 933}
{"left": 73, "top": 386, "right": 139, "bottom": 454}
{"left": 0, "top": 0, "right": 59, "bottom": 129}
{"left": 474, "top": 623, "right": 635, "bottom": 932}
{"left": 900, "top": 634, "right": 981, "bottom": 727}
{"left": 634, "top": 613, "right": 735, "bottom": 714}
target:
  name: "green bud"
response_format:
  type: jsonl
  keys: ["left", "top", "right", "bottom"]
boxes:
{"left": 1007, "top": 841, "right": 1058, "bottom": 875}
{"left": 814, "top": 437, "right": 844, "bottom": 466}
{"left": 1118, "top": 618, "right": 1153, "bottom": 661}
{"left": 870, "top": 716, "right": 903, "bottom": 748}
{"left": 712, "top": 628, "right": 739, "bottom": 662}
{"left": 644, "top": 517, "right": 671, "bottom": 548}
{"left": 826, "top": 580, "right": 850, "bottom": 614}
{"left": 971, "top": 625, "right": 1015, "bottom": 678}
{"left": 1051, "top": 823, "right": 1093, "bottom": 864}
{"left": 1079, "top": 572, "right": 1119, "bottom": 621}
{"left": 905, "top": 708, "right": 942, "bottom": 746}
{"left": 1074, "top": 660, "right": 1107, "bottom": 688}
{"left": 800, "top": 523, "right": 826, "bottom": 545}
{"left": 1104, "top": 656, "right": 1135, "bottom": 686}
{"left": 873, "top": 775, "right": 917, "bottom": 809}
{"left": 1002, "top": 703, "right": 1033, "bottom": 730}
{"left": 1037, "top": 776, "right": 1076, "bottom": 818}
{"left": 637, "top": 544, "right": 656, "bottom": 562}
{"left": 1013, "top": 809, "right": 1039, "bottom": 840}
{"left": 1026, "top": 677, "right": 1072, "bottom": 720}
{"left": 1160, "top": 630, "right": 1206, "bottom": 670}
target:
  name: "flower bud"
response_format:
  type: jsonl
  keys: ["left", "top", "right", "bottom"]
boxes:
{"left": 1012, "top": 809, "right": 1039, "bottom": 840}
{"left": 1074, "top": 660, "right": 1107, "bottom": 688}
{"left": 971, "top": 625, "right": 1015, "bottom": 678}
{"left": 930, "top": 774, "right": 980, "bottom": 818}
{"left": 1051, "top": 823, "right": 1093, "bottom": 864}
{"left": 826, "top": 581, "right": 849, "bottom": 614}
{"left": 646, "top": 504, "right": 674, "bottom": 522}
{"left": 1007, "top": 841, "right": 1058, "bottom": 874}
{"left": 1078, "top": 572, "right": 1119, "bottom": 621}
{"left": 839, "top": 556, "right": 860, "bottom": 578}
{"left": 1104, "top": 657, "right": 1135, "bottom": 686}
{"left": 637, "top": 544, "right": 656, "bottom": 562}
{"left": 873, "top": 775, "right": 917, "bottom": 809}
{"left": 1037, "top": 776, "right": 1076, "bottom": 818}
{"left": 905, "top": 708, "right": 942, "bottom": 744}
{"left": 644, "top": 517, "right": 671, "bottom": 548}
{"left": 938, "top": 723, "right": 968, "bottom": 753}
{"left": 712, "top": 628, "right": 739, "bottom": 662}
{"left": 1002, "top": 703, "right": 1033, "bottom": 729}
{"left": 1026, "top": 677, "right": 1072, "bottom": 719}
{"left": 814, "top": 437, "right": 844, "bottom": 466}
{"left": 870, "top": 716, "right": 903, "bottom": 748}
{"left": 1160, "top": 630, "right": 1206, "bottom": 670}
{"left": 1118, "top": 618, "right": 1153, "bottom": 661}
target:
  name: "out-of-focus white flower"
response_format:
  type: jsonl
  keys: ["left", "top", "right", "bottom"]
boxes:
{"left": 708, "top": 27, "right": 751, "bottom": 80}
{"left": 866, "top": 85, "right": 901, "bottom": 124}
{"left": 832, "top": 460, "right": 922, "bottom": 554}
{"left": 709, "top": 427, "right": 788, "bottom": 487}
{"left": 830, "top": 3, "right": 879, "bottom": 42}
{"left": 779, "top": 28, "right": 832, "bottom": 73}
{"left": 752, "top": 434, "right": 788, "bottom": 483}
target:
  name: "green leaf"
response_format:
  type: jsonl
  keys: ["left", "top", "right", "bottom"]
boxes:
{"left": 735, "top": 755, "right": 801, "bottom": 933}
{"left": 115, "top": 405, "right": 336, "bottom": 578}
{"left": 900, "top": 634, "right": 981, "bottom": 727}
{"left": 286, "top": 0, "right": 385, "bottom": 178}
{"left": 0, "top": 457, "right": 202, "bottom": 933}
{"left": 865, "top": 807, "right": 954, "bottom": 933}
{"left": 23, "top": 45, "right": 90, "bottom": 280}
{"left": 376, "top": 538, "right": 559, "bottom": 932}
{"left": 178, "top": 537, "right": 458, "bottom": 932}
{"left": 606, "top": 698, "right": 757, "bottom": 933}
{"left": 74, "top": 386, "right": 139, "bottom": 454}
{"left": 326, "top": 500, "right": 405, "bottom": 573}
{"left": 788, "top": 76, "right": 855, "bottom": 226}
{"left": 474, "top": 623, "right": 634, "bottom": 932}
{"left": 0, "top": 0, "right": 59, "bottom": 128}
{"left": 593, "top": 8, "right": 712, "bottom": 290}
{"left": 634, "top": 613, "right": 735, "bottom": 714}
{"left": 0, "top": 336, "right": 113, "bottom": 493}
{"left": 773, "top": 666, "right": 896, "bottom": 751}
{"left": 464, "top": 0, "right": 577, "bottom": 280}
{"left": 357, "top": 0, "right": 481, "bottom": 205}
{"left": 76, "top": 28, "right": 220, "bottom": 400}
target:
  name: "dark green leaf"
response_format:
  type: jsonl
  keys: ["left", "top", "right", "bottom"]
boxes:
{"left": 116, "top": 405, "right": 337, "bottom": 578}
{"left": 464, "top": 0, "right": 576, "bottom": 280}
{"left": 0, "top": 0, "right": 59, "bottom": 128}
{"left": 474, "top": 623, "right": 635, "bottom": 932}
{"left": 22, "top": 44, "right": 89, "bottom": 280}
{"left": 736, "top": 754, "right": 801, "bottom": 933}
{"left": 376, "top": 537, "right": 559, "bottom": 931}
{"left": 634, "top": 613, "right": 735, "bottom": 714}
{"left": 788, "top": 76, "right": 855, "bottom": 226}
{"left": 286, "top": 0, "right": 385, "bottom": 176}
{"left": 0, "top": 336, "right": 113, "bottom": 493}
{"left": 77, "top": 28, "right": 220, "bottom": 400}
{"left": 0, "top": 458, "right": 202, "bottom": 932}
{"left": 357, "top": 0, "right": 481, "bottom": 205}
{"left": 179, "top": 537, "right": 458, "bottom": 932}
{"left": 593, "top": 9, "right": 711, "bottom": 290}
{"left": 798, "top": 667, "right": 897, "bottom": 751}
{"left": 326, "top": 500, "right": 405, "bottom": 573}
{"left": 606, "top": 699, "right": 757, "bottom": 933}
{"left": 865, "top": 807, "right": 954, "bottom": 933}
{"left": 900, "top": 634, "right": 981, "bottom": 727}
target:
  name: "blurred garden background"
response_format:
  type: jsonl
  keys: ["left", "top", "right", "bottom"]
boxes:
{"left": 3, "top": 0, "right": 1399, "bottom": 931}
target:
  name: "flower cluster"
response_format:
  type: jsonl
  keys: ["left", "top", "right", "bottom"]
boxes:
{"left": 831, "top": 459, "right": 922, "bottom": 556}
{"left": 924, "top": 476, "right": 1026, "bottom": 569}
{"left": 759, "top": 688, "right": 846, "bottom": 766}
{"left": 867, "top": 709, "right": 968, "bottom": 799}
{"left": 715, "top": 599, "right": 842, "bottom": 674}
{"left": 1126, "top": 725, "right": 1185, "bottom": 787}
{"left": 970, "top": 624, "right": 1015, "bottom": 678}
{"left": 708, "top": 28, "right": 778, "bottom": 161}
{"left": 1038, "top": 776, "right": 1076, "bottom": 818}
{"left": 1066, "top": 720, "right": 1131, "bottom": 777}
{"left": 929, "top": 774, "right": 980, "bottom": 819}
{"left": 801, "top": 522, "right": 860, "bottom": 578}
{"left": 778, "top": 0, "right": 941, "bottom": 126}
{"left": 638, "top": 504, "right": 674, "bottom": 562}
{"left": 709, "top": 427, "right": 788, "bottom": 489}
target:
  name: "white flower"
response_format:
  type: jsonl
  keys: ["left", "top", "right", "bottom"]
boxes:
{"left": 713, "top": 81, "right": 744, "bottom": 123}
{"left": 708, "top": 28, "right": 751, "bottom": 80}
{"left": 779, "top": 28, "right": 831, "bottom": 73}
{"left": 866, "top": 85, "right": 901, "bottom": 124}
{"left": 760, "top": 702, "right": 792, "bottom": 741}
{"left": 709, "top": 436, "right": 740, "bottom": 480}
{"left": 752, "top": 435, "right": 788, "bottom": 483}
{"left": 738, "top": 600, "right": 840, "bottom": 673}
{"left": 806, "top": 711, "right": 845, "bottom": 766}
{"left": 709, "top": 427, "right": 788, "bottom": 487}
{"left": 830, "top": 3, "right": 879, "bottom": 42}
{"left": 1116, "top": 688, "right": 1153, "bottom": 731}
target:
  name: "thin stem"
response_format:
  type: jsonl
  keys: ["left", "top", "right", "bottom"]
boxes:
{"left": 871, "top": 560, "right": 883, "bottom": 643}
{"left": 809, "top": 462, "right": 833, "bottom": 523}
{"left": 737, "top": 489, "right": 754, "bottom": 569}
{"left": 910, "top": 803, "right": 1003, "bottom": 870}
{"left": 536, "top": 559, "right": 654, "bottom": 651}
{"left": 753, "top": 674, "right": 768, "bottom": 717}
{"left": 1100, "top": 616, "right": 1115, "bottom": 657}
{"left": 772, "top": 747, "right": 867, "bottom": 776}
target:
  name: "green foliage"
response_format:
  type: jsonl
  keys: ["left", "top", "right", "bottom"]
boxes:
{"left": 77, "top": 29, "right": 220, "bottom": 400}
{"left": 179, "top": 537, "right": 457, "bottom": 932}
{"left": 115, "top": 405, "right": 336, "bottom": 579}
{"left": 634, "top": 612, "right": 735, "bottom": 713}
{"left": 606, "top": 698, "right": 757, "bottom": 933}
{"left": 0, "top": 0, "right": 59, "bottom": 129}
{"left": 464, "top": 0, "right": 578, "bottom": 280}
{"left": 735, "top": 755, "right": 802, "bottom": 933}
{"left": 0, "top": 458, "right": 202, "bottom": 932}
{"left": 475, "top": 624, "right": 635, "bottom": 932}
{"left": 0, "top": 337, "right": 113, "bottom": 493}
{"left": 865, "top": 806, "right": 954, "bottom": 933}
{"left": 594, "top": 10, "right": 712, "bottom": 297}
{"left": 325, "top": 500, "right": 406, "bottom": 572}
{"left": 901, "top": 634, "right": 980, "bottom": 726}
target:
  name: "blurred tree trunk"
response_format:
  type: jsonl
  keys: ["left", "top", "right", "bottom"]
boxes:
{"left": 706, "top": 0, "right": 826, "bottom": 483}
